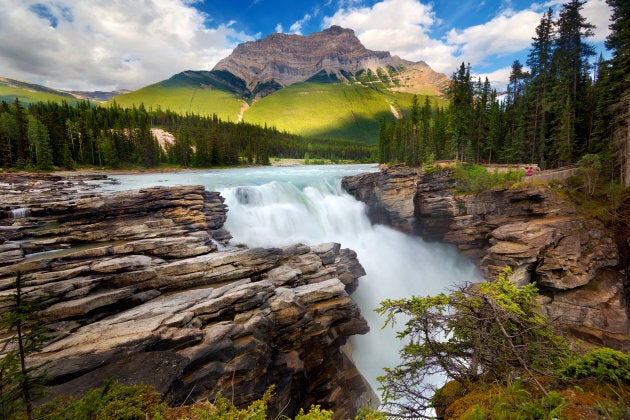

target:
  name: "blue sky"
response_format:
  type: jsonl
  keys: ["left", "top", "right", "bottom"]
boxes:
{"left": 0, "top": 0, "right": 612, "bottom": 91}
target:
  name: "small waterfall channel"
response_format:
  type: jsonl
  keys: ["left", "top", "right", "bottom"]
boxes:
{"left": 102, "top": 165, "right": 481, "bottom": 397}
{"left": 11, "top": 207, "right": 31, "bottom": 219}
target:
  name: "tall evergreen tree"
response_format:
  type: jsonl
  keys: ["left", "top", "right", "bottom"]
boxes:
{"left": 448, "top": 62, "right": 474, "bottom": 162}
{"left": 13, "top": 99, "right": 29, "bottom": 166}
{"left": 605, "top": 0, "right": 630, "bottom": 185}
{"left": 549, "top": 0, "right": 595, "bottom": 164}
{"left": 0, "top": 272, "right": 51, "bottom": 420}
{"left": 527, "top": 8, "right": 555, "bottom": 167}
{"left": 502, "top": 61, "right": 529, "bottom": 163}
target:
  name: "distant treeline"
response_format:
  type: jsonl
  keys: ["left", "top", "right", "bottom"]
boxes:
{"left": 379, "top": 0, "right": 629, "bottom": 184}
{"left": 0, "top": 100, "right": 376, "bottom": 170}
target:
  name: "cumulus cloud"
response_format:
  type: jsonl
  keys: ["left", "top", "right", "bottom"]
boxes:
{"left": 323, "top": 0, "right": 457, "bottom": 71}
{"left": 446, "top": 9, "right": 542, "bottom": 67}
{"left": 472, "top": 66, "right": 514, "bottom": 91}
{"left": 0, "top": 0, "right": 254, "bottom": 91}
{"left": 289, "top": 14, "right": 312, "bottom": 35}
{"left": 582, "top": 0, "right": 612, "bottom": 42}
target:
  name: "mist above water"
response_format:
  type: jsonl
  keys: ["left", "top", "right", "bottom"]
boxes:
{"left": 102, "top": 164, "right": 480, "bottom": 395}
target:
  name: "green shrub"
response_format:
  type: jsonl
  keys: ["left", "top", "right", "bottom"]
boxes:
{"left": 189, "top": 387, "right": 273, "bottom": 420}
{"left": 354, "top": 407, "right": 386, "bottom": 420}
{"left": 520, "top": 391, "right": 565, "bottom": 419}
{"left": 294, "top": 404, "right": 334, "bottom": 420}
{"left": 453, "top": 164, "right": 523, "bottom": 193}
{"left": 34, "top": 380, "right": 167, "bottom": 419}
{"left": 559, "top": 348, "right": 630, "bottom": 383}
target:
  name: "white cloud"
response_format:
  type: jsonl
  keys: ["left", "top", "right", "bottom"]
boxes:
{"left": 0, "top": 0, "right": 255, "bottom": 91}
{"left": 472, "top": 66, "right": 514, "bottom": 91}
{"left": 446, "top": 9, "right": 541, "bottom": 67}
{"left": 275, "top": 23, "right": 284, "bottom": 33}
{"left": 583, "top": 0, "right": 612, "bottom": 42}
{"left": 289, "top": 14, "right": 312, "bottom": 35}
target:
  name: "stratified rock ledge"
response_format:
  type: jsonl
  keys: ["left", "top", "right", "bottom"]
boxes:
{"left": 0, "top": 173, "right": 375, "bottom": 418}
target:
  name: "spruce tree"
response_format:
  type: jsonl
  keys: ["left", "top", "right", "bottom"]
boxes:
{"left": 549, "top": 0, "right": 595, "bottom": 165}
{"left": 527, "top": 8, "right": 555, "bottom": 167}
{"left": 448, "top": 63, "right": 474, "bottom": 162}
{"left": 605, "top": 0, "right": 630, "bottom": 185}
{"left": 0, "top": 272, "right": 51, "bottom": 420}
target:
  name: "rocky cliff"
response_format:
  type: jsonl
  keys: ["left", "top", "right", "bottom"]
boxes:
{"left": 213, "top": 26, "right": 448, "bottom": 99}
{"left": 0, "top": 173, "right": 375, "bottom": 418}
{"left": 342, "top": 165, "right": 630, "bottom": 351}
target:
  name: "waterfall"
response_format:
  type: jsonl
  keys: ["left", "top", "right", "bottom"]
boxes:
{"left": 11, "top": 207, "right": 30, "bottom": 219}
{"left": 104, "top": 165, "right": 481, "bottom": 397}
{"left": 221, "top": 177, "right": 480, "bottom": 393}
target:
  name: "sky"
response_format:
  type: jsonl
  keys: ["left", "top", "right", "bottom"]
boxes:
{"left": 0, "top": 0, "right": 613, "bottom": 92}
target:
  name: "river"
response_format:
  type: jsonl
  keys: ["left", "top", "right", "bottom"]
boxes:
{"left": 97, "top": 164, "right": 480, "bottom": 397}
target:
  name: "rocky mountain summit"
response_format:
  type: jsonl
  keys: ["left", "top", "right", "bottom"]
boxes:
{"left": 0, "top": 173, "right": 375, "bottom": 418}
{"left": 342, "top": 165, "right": 629, "bottom": 351}
{"left": 212, "top": 26, "right": 448, "bottom": 99}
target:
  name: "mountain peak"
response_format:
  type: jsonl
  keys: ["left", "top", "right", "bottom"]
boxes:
{"left": 213, "top": 26, "right": 406, "bottom": 99}
{"left": 321, "top": 25, "right": 355, "bottom": 36}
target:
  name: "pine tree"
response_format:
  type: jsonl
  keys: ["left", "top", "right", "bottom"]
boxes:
{"left": 448, "top": 63, "right": 474, "bottom": 162}
{"left": 13, "top": 99, "right": 29, "bottom": 166}
{"left": 549, "top": 0, "right": 595, "bottom": 165}
{"left": 502, "top": 61, "right": 529, "bottom": 163}
{"left": 527, "top": 8, "right": 555, "bottom": 167}
{"left": 605, "top": 0, "right": 630, "bottom": 185}
{"left": 0, "top": 272, "right": 51, "bottom": 420}
{"left": 0, "top": 111, "right": 16, "bottom": 167}
{"left": 486, "top": 90, "right": 504, "bottom": 164}
{"left": 34, "top": 120, "right": 53, "bottom": 171}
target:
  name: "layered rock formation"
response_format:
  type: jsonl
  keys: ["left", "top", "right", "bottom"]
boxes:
{"left": 213, "top": 26, "right": 448, "bottom": 99}
{"left": 342, "top": 166, "right": 629, "bottom": 351}
{"left": 0, "top": 173, "right": 375, "bottom": 418}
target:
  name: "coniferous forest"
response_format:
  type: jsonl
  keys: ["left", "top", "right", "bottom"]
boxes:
{"left": 379, "top": 0, "right": 629, "bottom": 185}
{"left": 0, "top": 100, "right": 377, "bottom": 171}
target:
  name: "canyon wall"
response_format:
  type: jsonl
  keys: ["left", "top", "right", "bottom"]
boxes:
{"left": 342, "top": 165, "right": 630, "bottom": 351}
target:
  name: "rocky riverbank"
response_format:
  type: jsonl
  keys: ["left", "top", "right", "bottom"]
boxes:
{"left": 342, "top": 165, "right": 630, "bottom": 351}
{"left": 0, "top": 173, "right": 376, "bottom": 418}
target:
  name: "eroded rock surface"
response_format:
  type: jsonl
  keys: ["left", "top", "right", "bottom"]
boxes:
{"left": 0, "top": 173, "right": 374, "bottom": 418}
{"left": 343, "top": 165, "right": 629, "bottom": 351}
{"left": 341, "top": 164, "right": 419, "bottom": 234}
{"left": 213, "top": 26, "right": 448, "bottom": 99}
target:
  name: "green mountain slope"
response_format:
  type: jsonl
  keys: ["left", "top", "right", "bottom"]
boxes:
{"left": 0, "top": 77, "right": 80, "bottom": 105}
{"left": 243, "top": 69, "right": 448, "bottom": 143}
{"left": 109, "top": 71, "right": 245, "bottom": 121}
{"left": 243, "top": 79, "right": 410, "bottom": 143}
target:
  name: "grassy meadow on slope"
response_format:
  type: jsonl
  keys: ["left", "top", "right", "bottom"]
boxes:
{"left": 243, "top": 80, "right": 443, "bottom": 143}
{"left": 109, "top": 72, "right": 244, "bottom": 121}
{"left": 0, "top": 84, "right": 80, "bottom": 105}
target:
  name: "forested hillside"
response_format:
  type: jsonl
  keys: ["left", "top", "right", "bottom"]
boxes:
{"left": 378, "top": 0, "right": 629, "bottom": 186}
{"left": 0, "top": 100, "right": 376, "bottom": 171}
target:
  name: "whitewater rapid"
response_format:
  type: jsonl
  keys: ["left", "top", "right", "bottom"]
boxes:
{"left": 101, "top": 164, "right": 480, "bottom": 395}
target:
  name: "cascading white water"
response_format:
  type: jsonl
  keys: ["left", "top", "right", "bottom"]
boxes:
{"left": 220, "top": 174, "right": 480, "bottom": 394}
{"left": 102, "top": 165, "right": 481, "bottom": 396}
{"left": 11, "top": 207, "right": 30, "bottom": 219}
